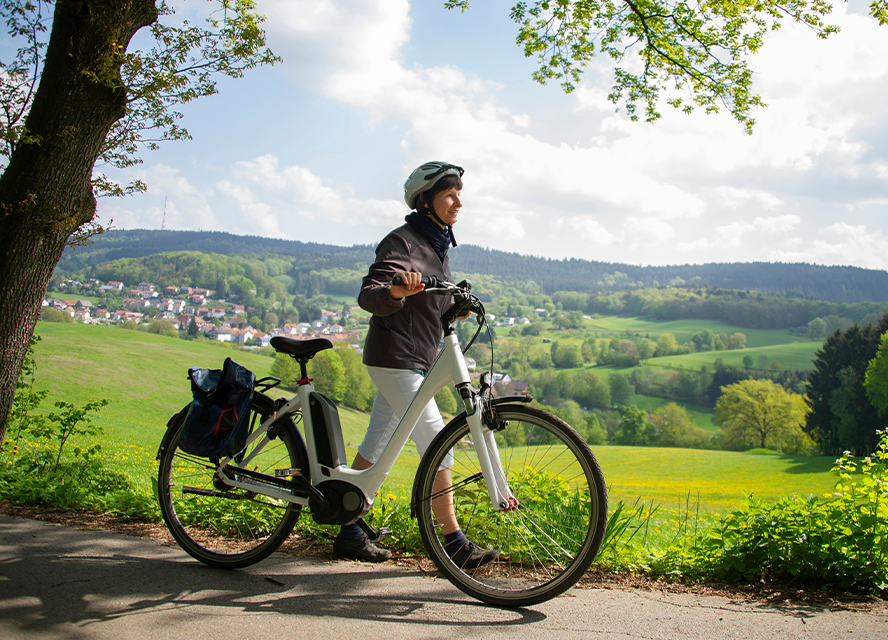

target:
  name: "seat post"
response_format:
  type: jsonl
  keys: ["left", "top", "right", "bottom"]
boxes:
{"left": 296, "top": 358, "right": 309, "bottom": 381}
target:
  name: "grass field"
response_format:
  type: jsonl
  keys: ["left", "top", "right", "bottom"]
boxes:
{"left": 25, "top": 321, "right": 840, "bottom": 520}
{"left": 651, "top": 341, "right": 821, "bottom": 372}
{"left": 583, "top": 316, "right": 804, "bottom": 348}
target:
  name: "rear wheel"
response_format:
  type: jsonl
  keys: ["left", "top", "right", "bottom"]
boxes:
{"left": 157, "top": 392, "right": 308, "bottom": 569}
{"left": 414, "top": 404, "right": 607, "bottom": 607}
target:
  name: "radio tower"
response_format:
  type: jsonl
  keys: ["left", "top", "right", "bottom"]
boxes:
{"left": 161, "top": 196, "right": 168, "bottom": 230}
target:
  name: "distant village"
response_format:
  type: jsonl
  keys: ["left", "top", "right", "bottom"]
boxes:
{"left": 44, "top": 278, "right": 361, "bottom": 348}
{"left": 45, "top": 278, "right": 546, "bottom": 392}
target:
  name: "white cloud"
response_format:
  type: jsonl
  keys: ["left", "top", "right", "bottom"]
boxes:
{"left": 220, "top": 156, "right": 407, "bottom": 242}
{"left": 714, "top": 187, "right": 783, "bottom": 211}
{"left": 772, "top": 222, "right": 888, "bottom": 270}
{"left": 99, "top": 1, "right": 888, "bottom": 269}
{"left": 252, "top": 2, "right": 878, "bottom": 262}
{"left": 623, "top": 217, "right": 676, "bottom": 245}
{"left": 554, "top": 216, "right": 615, "bottom": 246}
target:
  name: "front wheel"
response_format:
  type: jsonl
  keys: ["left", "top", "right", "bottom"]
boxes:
{"left": 157, "top": 392, "right": 308, "bottom": 569}
{"left": 414, "top": 404, "right": 607, "bottom": 607}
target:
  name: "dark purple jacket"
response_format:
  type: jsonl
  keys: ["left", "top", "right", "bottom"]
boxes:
{"left": 359, "top": 223, "right": 452, "bottom": 371}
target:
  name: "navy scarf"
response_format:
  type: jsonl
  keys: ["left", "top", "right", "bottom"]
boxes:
{"left": 405, "top": 211, "right": 457, "bottom": 263}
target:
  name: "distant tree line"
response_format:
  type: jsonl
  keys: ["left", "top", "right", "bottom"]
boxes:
{"left": 57, "top": 229, "right": 888, "bottom": 304}
{"left": 563, "top": 288, "right": 886, "bottom": 330}
{"left": 630, "top": 361, "right": 810, "bottom": 407}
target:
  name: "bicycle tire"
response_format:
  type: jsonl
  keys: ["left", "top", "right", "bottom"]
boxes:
{"left": 157, "top": 392, "right": 308, "bottom": 569}
{"left": 414, "top": 404, "right": 607, "bottom": 607}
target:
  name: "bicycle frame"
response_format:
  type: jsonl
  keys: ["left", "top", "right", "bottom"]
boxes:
{"left": 214, "top": 331, "right": 516, "bottom": 514}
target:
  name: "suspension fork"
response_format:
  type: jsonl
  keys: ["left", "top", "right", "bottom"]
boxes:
{"left": 466, "top": 408, "right": 517, "bottom": 511}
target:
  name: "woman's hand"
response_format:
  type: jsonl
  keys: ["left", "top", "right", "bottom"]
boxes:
{"left": 390, "top": 271, "right": 425, "bottom": 300}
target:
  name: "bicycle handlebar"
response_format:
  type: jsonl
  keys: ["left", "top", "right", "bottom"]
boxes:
{"left": 390, "top": 275, "right": 472, "bottom": 295}
{"left": 389, "top": 275, "right": 479, "bottom": 326}
{"left": 391, "top": 274, "right": 441, "bottom": 289}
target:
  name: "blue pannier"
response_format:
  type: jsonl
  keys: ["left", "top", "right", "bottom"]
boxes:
{"left": 179, "top": 358, "right": 255, "bottom": 458}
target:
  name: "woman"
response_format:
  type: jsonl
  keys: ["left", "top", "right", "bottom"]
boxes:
{"left": 333, "top": 161, "right": 498, "bottom": 569}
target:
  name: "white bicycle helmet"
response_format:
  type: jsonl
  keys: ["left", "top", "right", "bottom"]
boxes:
{"left": 403, "top": 161, "right": 464, "bottom": 209}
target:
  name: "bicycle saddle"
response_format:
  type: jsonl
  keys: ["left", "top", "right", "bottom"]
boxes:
{"left": 270, "top": 336, "right": 333, "bottom": 360}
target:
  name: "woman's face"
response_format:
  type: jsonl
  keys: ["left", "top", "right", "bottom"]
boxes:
{"left": 430, "top": 187, "right": 462, "bottom": 227}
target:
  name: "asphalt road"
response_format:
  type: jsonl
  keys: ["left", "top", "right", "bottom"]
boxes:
{"left": 0, "top": 515, "right": 884, "bottom": 640}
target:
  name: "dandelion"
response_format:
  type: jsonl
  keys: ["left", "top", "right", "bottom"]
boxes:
{"left": 386, "top": 493, "right": 397, "bottom": 501}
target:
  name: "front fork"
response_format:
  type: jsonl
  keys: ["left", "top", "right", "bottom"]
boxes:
{"left": 460, "top": 387, "right": 518, "bottom": 511}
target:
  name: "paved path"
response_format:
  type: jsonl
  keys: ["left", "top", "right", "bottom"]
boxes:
{"left": 0, "top": 515, "right": 884, "bottom": 639}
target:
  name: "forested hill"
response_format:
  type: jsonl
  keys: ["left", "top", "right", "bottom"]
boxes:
{"left": 57, "top": 229, "right": 888, "bottom": 303}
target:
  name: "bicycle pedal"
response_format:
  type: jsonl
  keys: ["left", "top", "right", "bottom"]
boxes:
{"left": 367, "top": 527, "right": 392, "bottom": 543}
{"left": 357, "top": 518, "right": 392, "bottom": 543}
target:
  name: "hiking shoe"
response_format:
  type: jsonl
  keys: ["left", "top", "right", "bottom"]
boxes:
{"left": 333, "top": 533, "right": 392, "bottom": 563}
{"left": 448, "top": 539, "right": 499, "bottom": 569}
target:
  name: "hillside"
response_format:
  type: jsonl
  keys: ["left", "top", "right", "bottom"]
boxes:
{"left": 28, "top": 321, "right": 839, "bottom": 509}
{"left": 57, "top": 229, "right": 888, "bottom": 303}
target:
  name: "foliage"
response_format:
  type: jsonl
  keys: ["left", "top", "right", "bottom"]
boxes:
{"left": 650, "top": 402, "right": 707, "bottom": 448}
{"left": 550, "top": 340, "right": 583, "bottom": 368}
{"left": 532, "top": 367, "right": 612, "bottom": 411}
{"left": 680, "top": 431, "right": 888, "bottom": 592}
{"left": 497, "top": 1, "right": 856, "bottom": 132}
{"left": 0, "top": 0, "right": 279, "bottom": 195}
{"left": 864, "top": 332, "right": 888, "bottom": 417}
{"left": 0, "top": 444, "right": 151, "bottom": 515}
{"left": 608, "top": 371, "right": 634, "bottom": 406}
{"left": 309, "top": 349, "right": 346, "bottom": 402}
{"left": 714, "top": 379, "right": 810, "bottom": 452}
{"left": 365, "top": 490, "right": 423, "bottom": 552}
{"left": 0, "top": 376, "right": 154, "bottom": 517}
{"left": 808, "top": 317, "right": 827, "bottom": 339}
{"left": 0, "top": 1, "right": 281, "bottom": 442}
{"left": 1, "top": 334, "right": 48, "bottom": 455}
{"left": 24, "top": 399, "right": 110, "bottom": 470}
{"left": 522, "top": 321, "right": 545, "bottom": 336}
{"left": 434, "top": 385, "right": 459, "bottom": 416}
{"left": 807, "top": 314, "right": 888, "bottom": 455}
{"left": 39, "top": 307, "right": 73, "bottom": 323}
{"left": 335, "top": 343, "right": 376, "bottom": 412}
{"left": 613, "top": 405, "right": 657, "bottom": 446}
{"left": 147, "top": 319, "right": 178, "bottom": 338}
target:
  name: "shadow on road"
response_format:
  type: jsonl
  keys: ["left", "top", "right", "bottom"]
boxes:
{"left": 0, "top": 517, "right": 546, "bottom": 637}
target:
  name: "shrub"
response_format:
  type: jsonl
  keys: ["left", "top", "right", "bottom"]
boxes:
{"left": 0, "top": 353, "right": 157, "bottom": 519}
{"left": 39, "top": 307, "right": 73, "bottom": 323}
{"left": 680, "top": 430, "right": 888, "bottom": 593}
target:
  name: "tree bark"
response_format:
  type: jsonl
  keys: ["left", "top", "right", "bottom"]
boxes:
{"left": 0, "top": 1, "right": 158, "bottom": 442}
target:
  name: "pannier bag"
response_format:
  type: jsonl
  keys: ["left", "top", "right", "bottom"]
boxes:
{"left": 179, "top": 358, "right": 255, "bottom": 458}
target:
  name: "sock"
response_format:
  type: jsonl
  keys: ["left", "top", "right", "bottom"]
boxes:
{"left": 338, "top": 523, "right": 363, "bottom": 540}
{"left": 443, "top": 529, "right": 468, "bottom": 556}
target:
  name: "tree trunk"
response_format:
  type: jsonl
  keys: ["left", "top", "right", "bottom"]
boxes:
{"left": 0, "top": 1, "right": 157, "bottom": 442}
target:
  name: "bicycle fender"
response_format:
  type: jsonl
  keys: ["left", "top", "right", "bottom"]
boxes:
{"left": 452, "top": 394, "right": 533, "bottom": 423}
{"left": 409, "top": 397, "right": 532, "bottom": 519}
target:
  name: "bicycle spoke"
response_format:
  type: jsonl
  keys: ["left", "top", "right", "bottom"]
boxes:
{"left": 414, "top": 404, "right": 607, "bottom": 607}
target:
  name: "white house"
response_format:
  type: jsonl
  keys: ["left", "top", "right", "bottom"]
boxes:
{"left": 207, "top": 327, "right": 233, "bottom": 342}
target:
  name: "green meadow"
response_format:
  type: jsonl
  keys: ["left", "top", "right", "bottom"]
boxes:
{"left": 26, "top": 321, "right": 839, "bottom": 519}
{"left": 650, "top": 341, "right": 821, "bottom": 372}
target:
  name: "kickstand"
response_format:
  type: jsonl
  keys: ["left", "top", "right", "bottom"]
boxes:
{"left": 357, "top": 518, "right": 391, "bottom": 543}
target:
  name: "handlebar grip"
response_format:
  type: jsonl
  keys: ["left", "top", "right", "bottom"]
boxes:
{"left": 391, "top": 274, "right": 439, "bottom": 288}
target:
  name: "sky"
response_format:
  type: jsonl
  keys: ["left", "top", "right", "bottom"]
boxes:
{"left": 98, "top": 1, "right": 888, "bottom": 270}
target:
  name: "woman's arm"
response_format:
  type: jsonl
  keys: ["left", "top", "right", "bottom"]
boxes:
{"left": 358, "top": 234, "right": 420, "bottom": 316}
